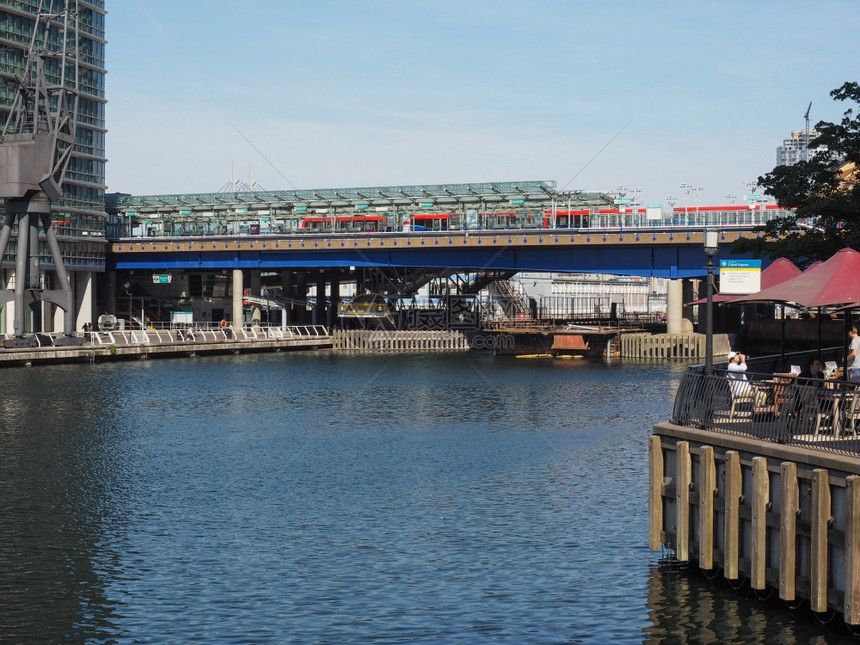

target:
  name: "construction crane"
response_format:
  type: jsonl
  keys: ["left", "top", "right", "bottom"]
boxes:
{"left": 0, "top": 1, "right": 80, "bottom": 345}
{"left": 803, "top": 102, "right": 812, "bottom": 162}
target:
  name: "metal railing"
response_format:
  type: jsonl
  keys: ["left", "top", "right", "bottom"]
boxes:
{"left": 672, "top": 370, "right": 860, "bottom": 457}
{"left": 0, "top": 324, "right": 330, "bottom": 348}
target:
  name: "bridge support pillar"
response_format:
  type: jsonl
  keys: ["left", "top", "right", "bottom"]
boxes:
{"left": 294, "top": 273, "right": 307, "bottom": 324}
{"left": 667, "top": 279, "right": 694, "bottom": 334}
{"left": 249, "top": 271, "right": 262, "bottom": 323}
{"left": 313, "top": 277, "right": 326, "bottom": 326}
{"left": 281, "top": 271, "right": 293, "bottom": 324}
{"left": 329, "top": 279, "right": 340, "bottom": 329}
{"left": 232, "top": 269, "right": 243, "bottom": 328}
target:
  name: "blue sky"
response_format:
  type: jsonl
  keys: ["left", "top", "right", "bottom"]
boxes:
{"left": 105, "top": 1, "right": 858, "bottom": 208}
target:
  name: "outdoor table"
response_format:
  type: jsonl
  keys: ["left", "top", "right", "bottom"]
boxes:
{"left": 771, "top": 373, "right": 797, "bottom": 415}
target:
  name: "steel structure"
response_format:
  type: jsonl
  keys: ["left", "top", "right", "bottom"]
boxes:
{"left": 0, "top": 0, "right": 107, "bottom": 341}
{"left": 106, "top": 181, "right": 618, "bottom": 237}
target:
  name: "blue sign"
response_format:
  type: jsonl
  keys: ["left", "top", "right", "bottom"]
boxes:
{"left": 720, "top": 259, "right": 761, "bottom": 269}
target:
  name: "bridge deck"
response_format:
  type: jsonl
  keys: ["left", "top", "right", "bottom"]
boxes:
{"left": 108, "top": 227, "right": 762, "bottom": 278}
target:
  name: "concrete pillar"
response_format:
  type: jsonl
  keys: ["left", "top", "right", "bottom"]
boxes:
{"left": 294, "top": 273, "right": 307, "bottom": 324}
{"left": 249, "top": 270, "right": 262, "bottom": 323}
{"left": 74, "top": 271, "right": 94, "bottom": 333}
{"left": 666, "top": 279, "right": 694, "bottom": 334}
{"left": 52, "top": 300, "right": 62, "bottom": 333}
{"left": 281, "top": 270, "right": 293, "bottom": 324}
{"left": 328, "top": 279, "right": 340, "bottom": 329}
{"left": 232, "top": 269, "right": 244, "bottom": 328}
{"left": 682, "top": 280, "right": 695, "bottom": 332}
{"left": 2, "top": 269, "right": 14, "bottom": 334}
{"left": 104, "top": 270, "right": 117, "bottom": 319}
{"left": 315, "top": 277, "right": 326, "bottom": 326}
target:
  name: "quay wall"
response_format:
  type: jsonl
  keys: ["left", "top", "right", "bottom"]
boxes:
{"left": 0, "top": 327, "right": 331, "bottom": 367}
{"left": 650, "top": 422, "right": 860, "bottom": 623}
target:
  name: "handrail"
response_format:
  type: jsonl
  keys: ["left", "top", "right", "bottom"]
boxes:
{"left": 672, "top": 370, "right": 860, "bottom": 456}
{"left": 2, "top": 324, "right": 330, "bottom": 349}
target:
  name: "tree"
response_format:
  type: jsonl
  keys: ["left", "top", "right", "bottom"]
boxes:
{"left": 731, "top": 82, "right": 860, "bottom": 267}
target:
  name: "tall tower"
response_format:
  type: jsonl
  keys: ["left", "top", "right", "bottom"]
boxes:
{"left": 776, "top": 130, "right": 819, "bottom": 167}
{"left": 0, "top": 0, "right": 107, "bottom": 338}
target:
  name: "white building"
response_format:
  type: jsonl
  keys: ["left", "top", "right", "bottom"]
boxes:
{"left": 776, "top": 129, "right": 820, "bottom": 166}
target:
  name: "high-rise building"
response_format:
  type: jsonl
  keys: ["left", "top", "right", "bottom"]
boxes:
{"left": 776, "top": 129, "right": 820, "bottom": 166}
{"left": 0, "top": 0, "right": 107, "bottom": 333}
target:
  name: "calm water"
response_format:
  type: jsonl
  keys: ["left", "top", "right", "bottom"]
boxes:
{"left": 0, "top": 352, "right": 855, "bottom": 643}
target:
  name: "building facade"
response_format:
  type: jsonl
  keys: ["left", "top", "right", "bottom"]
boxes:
{"left": 776, "top": 129, "right": 820, "bottom": 167}
{"left": 0, "top": 0, "right": 107, "bottom": 333}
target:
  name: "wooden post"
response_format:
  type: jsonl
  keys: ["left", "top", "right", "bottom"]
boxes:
{"left": 779, "top": 461, "right": 799, "bottom": 602}
{"left": 811, "top": 468, "right": 831, "bottom": 613}
{"left": 698, "top": 445, "right": 716, "bottom": 569}
{"left": 724, "top": 450, "right": 741, "bottom": 580}
{"left": 676, "top": 441, "right": 691, "bottom": 562}
{"left": 649, "top": 435, "right": 664, "bottom": 551}
{"left": 751, "top": 456, "right": 769, "bottom": 590}
{"left": 846, "top": 475, "right": 860, "bottom": 625}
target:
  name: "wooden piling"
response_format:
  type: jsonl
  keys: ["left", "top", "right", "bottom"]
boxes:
{"left": 675, "top": 441, "right": 691, "bottom": 562}
{"left": 698, "top": 445, "right": 716, "bottom": 570}
{"left": 779, "top": 461, "right": 799, "bottom": 602}
{"left": 650, "top": 422, "right": 860, "bottom": 624}
{"left": 724, "top": 450, "right": 741, "bottom": 581}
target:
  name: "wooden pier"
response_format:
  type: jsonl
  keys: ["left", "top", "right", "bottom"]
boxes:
{"left": 332, "top": 329, "right": 470, "bottom": 352}
{"left": 621, "top": 332, "right": 731, "bottom": 359}
{"left": 650, "top": 422, "right": 860, "bottom": 623}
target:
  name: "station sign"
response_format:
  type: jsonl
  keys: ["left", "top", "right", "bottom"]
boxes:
{"left": 510, "top": 198, "right": 525, "bottom": 206}
{"left": 152, "top": 274, "right": 172, "bottom": 284}
{"left": 719, "top": 259, "right": 761, "bottom": 294}
{"left": 419, "top": 202, "right": 434, "bottom": 208}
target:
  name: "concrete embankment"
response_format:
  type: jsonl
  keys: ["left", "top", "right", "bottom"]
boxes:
{"left": 0, "top": 326, "right": 331, "bottom": 367}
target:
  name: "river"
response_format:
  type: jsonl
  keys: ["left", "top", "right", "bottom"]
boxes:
{"left": 0, "top": 352, "right": 855, "bottom": 643}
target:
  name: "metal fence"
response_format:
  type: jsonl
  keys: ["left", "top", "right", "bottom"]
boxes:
{"left": 671, "top": 370, "right": 860, "bottom": 457}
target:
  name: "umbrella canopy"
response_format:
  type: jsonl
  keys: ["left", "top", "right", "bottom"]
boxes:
{"left": 686, "top": 257, "right": 802, "bottom": 306}
{"left": 731, "top": 247, "right": 860, "bottom": 308}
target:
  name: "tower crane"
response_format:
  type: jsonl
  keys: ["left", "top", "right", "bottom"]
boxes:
{"left": 0, "top": 2, "right": 81, "bottom": 345}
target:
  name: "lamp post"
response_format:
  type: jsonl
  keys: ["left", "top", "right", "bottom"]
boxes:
{"left": 680, "top": 183, "right": 692, "bottom": 226}
{"left": 703, "top": 229, "right": 720, "bottom": 375}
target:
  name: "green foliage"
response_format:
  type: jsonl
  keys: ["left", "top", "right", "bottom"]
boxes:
{"left": 731, "top": 82, "right": 860, "bottom": 267}
{"left": 109, "top": 344, "right": 117, "bottom": 355}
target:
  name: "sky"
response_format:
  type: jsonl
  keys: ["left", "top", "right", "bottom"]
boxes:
{"left": 105, "top": 0, "right": 859, "bottom": 208}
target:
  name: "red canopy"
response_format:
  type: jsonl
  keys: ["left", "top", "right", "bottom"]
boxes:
{"left": 731, "top": 247, "right": 860, "bottom": 308}
{"left": 687, "top": 257, "right": 802, "bottom": 306}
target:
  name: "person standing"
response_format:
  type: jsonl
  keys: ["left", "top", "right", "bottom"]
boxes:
{"left": 847, "top": 327, "right": 860, "bottom": 380}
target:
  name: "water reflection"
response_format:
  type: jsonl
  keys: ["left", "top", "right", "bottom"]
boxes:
{"left": 0, "top": 355, "right": 853, "bottom": 642}
{"left": 644, "top": 560, "right": 857, "bottom": 643}
{"left": 0, "top": 366, "right": 125, "bottom": 642}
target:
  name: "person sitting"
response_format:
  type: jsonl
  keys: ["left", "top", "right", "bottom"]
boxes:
{"left": 726, "top": 351, "right": 751, "bottom": 396}
{"left": 798, "top": 357, "right": 825, "bottom": 386}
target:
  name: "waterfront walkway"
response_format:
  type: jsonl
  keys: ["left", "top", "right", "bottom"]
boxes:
{"left": 0, "top": 325, "right": 331, "bottom": 367}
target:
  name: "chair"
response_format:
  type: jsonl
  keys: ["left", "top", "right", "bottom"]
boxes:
{"left": 786, "top": 384, "right": 827, "bottom": 437}
{"left": 835, "top": 391, "right": 860, "bottom": 438}
{"left": 727, "top": 377, "right": 757, "bottom": 420}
